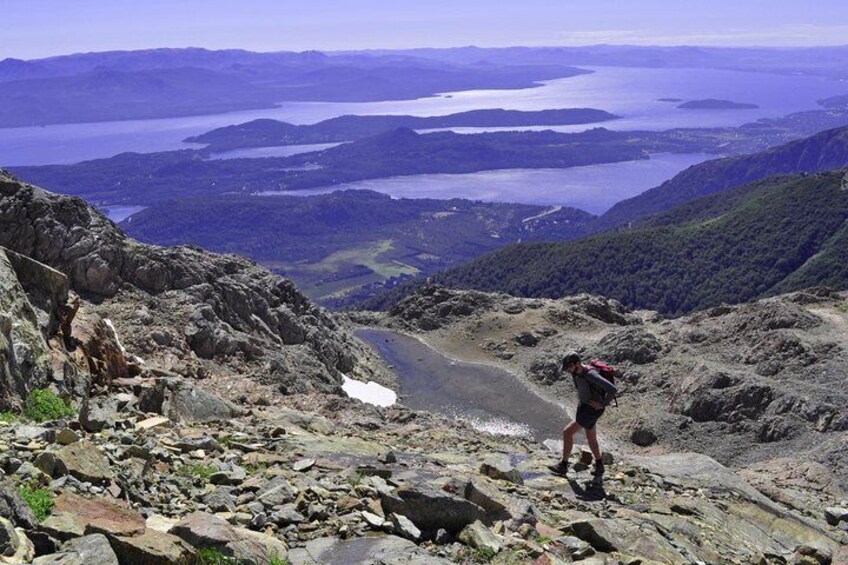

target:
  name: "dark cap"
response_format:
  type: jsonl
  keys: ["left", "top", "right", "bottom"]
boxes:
{"left": 562, "top": 351, "right": 581, "bottom": 368}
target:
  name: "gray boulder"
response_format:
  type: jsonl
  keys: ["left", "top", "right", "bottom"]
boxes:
{"left": 106, "top": 529, "right": 195, "bottom": 565}
{"left": 561, "top": 294, "right": 640, "bottom": 325}
{"left": 53, "top": 440, "right": 114, "bottom": 483}
{"left": 596, "top": 327, "right": 661, "bottom": 364}
{"left": 79, "top": 395, "right": 128, "bottom": 433}
{"left": 0, "top": 480, "right": 38, "bottom": 529}
{"left": 629, "top": 422, "right": 658, "bottom": 446}
{"left": 743, "top": 330, "right": 817, "bottom": 376}
{"left": 479, "top": 453, "right": 524, "bottom": 485}
{"left": 32, "top": 534, "right": 119, "bottom": 565}
{"left": 162, "top": 378, "right": 243, "bottom": 422}
{"left": 527, "top": 355, "right": 562, "bottom": 385}
{"left": 288, "top": 535, "right": 450, "bottom": 565}
{"left": 463, "top": 480, "right": 536, "bottom": 525}
{"left": 731, "top": 299, "right": 822, "bottom": 333}
{"left": 388, "top": 285, "right": 495, "bottom": 331}
{"left": 0, "top": 516, "right": 34, "bottom": 564}
{"left": 381, "top": 485, "right": 486, "bottom": 534}
{"left": 458, "top": 520, "right": 501, "bottom": 554}
{"left": 171, "top": 511, "right": 286, "bottom": 564}
{"left": 256, "top": 476, "right": 297, "bottom": 508}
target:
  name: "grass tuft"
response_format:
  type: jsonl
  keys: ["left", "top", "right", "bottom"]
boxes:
{"left": 23, "top": 389, "right": 76, "bottom": 422}
{"left": 18, "top": 484, "right": 54, "bottom": 521}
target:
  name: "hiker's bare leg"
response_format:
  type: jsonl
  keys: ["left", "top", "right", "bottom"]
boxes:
{"left": 585, "top": 426, "right": 602, "bottom": 461}
{"left": 562, "top": 421, "right": 582, "bottom": 462}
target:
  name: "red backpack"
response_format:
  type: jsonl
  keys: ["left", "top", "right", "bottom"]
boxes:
{"left": 587, "top": 360, "right": 620, "bottom": 407}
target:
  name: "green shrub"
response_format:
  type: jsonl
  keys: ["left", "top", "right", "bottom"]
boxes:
{"left": 195, "top": 548, "right": 240, "bottom": 564}
{"left": 474, "top": 546, "right": 497, "bottom": 562}
{"left": 0, "top": 411, "right": 17, "bottom": 423}
{"left": 189, "top": 544, "right": 289, "bottom": 564}
{"left": 178, "top": 464, "right": 218, "bottom": 482}
{"left": 346, "top": 470, "right": 366, "bottom": 487}
{"left": 18, "top": 484, "right": 54, "bottom": 521}
{"left": 23, "top": 389, "right": 76, "bottom": 422}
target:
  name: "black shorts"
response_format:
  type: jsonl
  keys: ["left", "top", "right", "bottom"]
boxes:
{"left": 576, "top": 403, "right": 605, "bottom": 430}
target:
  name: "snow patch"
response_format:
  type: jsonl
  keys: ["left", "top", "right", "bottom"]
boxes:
{"left": 341, "top": 375, "right": 397, "bottom": 407}
{"left": 103, "top": 319, "right": 126, "bottom": 354}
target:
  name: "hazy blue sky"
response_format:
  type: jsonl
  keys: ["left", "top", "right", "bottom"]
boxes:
{"left": 5, "top": 0, "right": 848, "bottom": 59}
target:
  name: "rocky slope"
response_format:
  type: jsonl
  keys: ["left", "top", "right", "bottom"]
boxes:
{"left": 0, "top": 170, "right": 390, "bottom": 399}
{"left": 0, "top": 173, "right": 846, "bottom": 563}
{"left": 0, "top": 386, "right": 845, "bottom": 564}
{"left": 380, "top": 286, "right": 848, "bottom": 485}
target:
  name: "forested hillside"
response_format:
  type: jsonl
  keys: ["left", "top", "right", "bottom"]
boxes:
{"left": 123, "top": 190, "right": 592, "bottom": 303}
{"left": 600, "top": 125, "right": 848, "bottom": 227}
{"left": 391, "top": 171, "right": 848, "bottom": 315}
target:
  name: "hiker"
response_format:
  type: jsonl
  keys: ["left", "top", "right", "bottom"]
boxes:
{"left": 548, "top": 352, "right": 617, "bottom": 477}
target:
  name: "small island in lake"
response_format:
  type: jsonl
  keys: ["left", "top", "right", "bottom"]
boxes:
{"left": 657, "top": 98, "right": 684, "bottom": 102}
{"left": 677, "top": 98, "right": 759, "bottom": 110}
{"left": 184, "top": 108, "right": 622, "bottom": 152}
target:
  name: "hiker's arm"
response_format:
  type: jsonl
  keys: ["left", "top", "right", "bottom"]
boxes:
{"left": 585, "top": 370, "right": 618, "bottom": 403}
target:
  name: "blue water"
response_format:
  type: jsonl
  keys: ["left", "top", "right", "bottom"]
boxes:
{"left": 356, "top": 328, "right": 567, "bottom": 441}
{"left": 0, "top": 66, "right": 843, "bottom": 167}
{"left": 207, "top": 142, "right": 344, "bottom": 160}
{"left": 258, "top": 152, "right": 714, "bottom": 213}
{"left": 99, "top": 205, "right": 148, "bottom": 222}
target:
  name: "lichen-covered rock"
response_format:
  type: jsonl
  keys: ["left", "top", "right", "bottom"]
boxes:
{"left": 458, "top": 520, "right": 502, "bottom": 554}
{"left": 388, "top": 285, "right": 496, "bottom": 331}
{"left": 595, "top": 327, "right": 661, "bottom": 364}
{"left": 53, "top": 441, "right": 114, "bottom": 483}
{"left": 527, "top": 355, "right": 563, "bottom": 385}
{"left": 107, "top": 529, "right": 195, "bottom": 565}
{"left": 32, "top": 533, "right": 119, "bottom": 565}
{"left": 0, "top": 249, "right": 54, "bottom": 409}
{"left": 560, "top": 294, "right": 640, "bottom": 326}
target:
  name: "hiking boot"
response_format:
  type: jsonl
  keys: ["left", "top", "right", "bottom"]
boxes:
{"left": 592, "top": 459, "right": 605, "bottom": 476}
{"left": 547, "top": 460, "right": 569, "bottom": 476}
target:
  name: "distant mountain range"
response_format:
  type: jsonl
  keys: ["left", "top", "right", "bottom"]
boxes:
{"left": 363, "top": 45, "right": 848, "bottom": 80}
{"left": 0, "top": 48, "right": 587, "bottom": 127}
{"left": 4, "top": 45, "right": 848, "bottom": 127}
